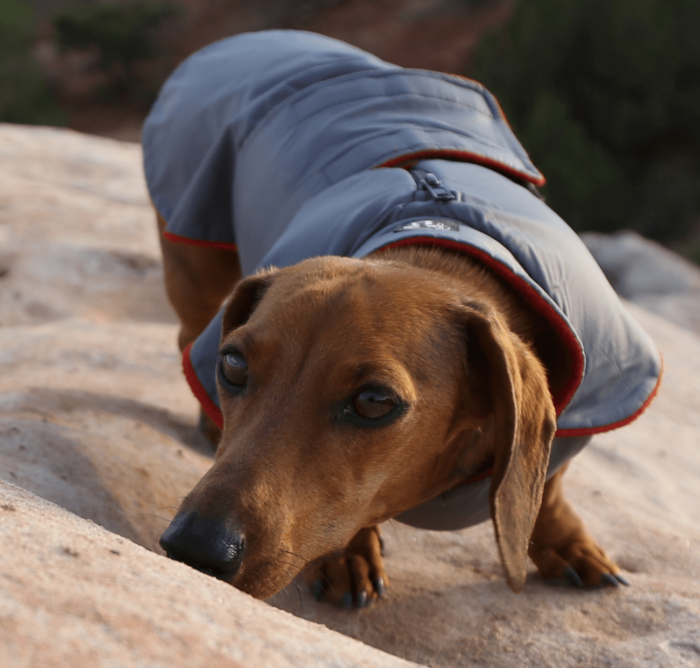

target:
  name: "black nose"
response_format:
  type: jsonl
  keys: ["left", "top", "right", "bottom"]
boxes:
{"left": 160, "top": 511, "right": 245, "bottom": 578}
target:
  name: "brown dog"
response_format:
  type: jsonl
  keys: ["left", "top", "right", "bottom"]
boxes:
{"left": 156, "top": 212, "right": 630, "bottom": 606}
{"left": 147, "top": 31, "right": 660, "bottom": 609}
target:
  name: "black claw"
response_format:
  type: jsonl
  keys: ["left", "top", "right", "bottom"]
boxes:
{"left": 373, "top": 576, "right": 386, "bottom": 598}
{"left": 311, "top": 579, "right": 324, "bottom": 601}
{"left": 614, "top": 573, "right": 631, "bottom": 587}
{"left": 341, "top": 592, "right": 353, "bottom": 610}
{"left": 357, "top": 590, "right": 368, "bottom": 609}
{"left": 601, "top": 573, "right": 620, "bottom": 588}
{"left": 564, "top": 566, "right": 584, "bottom": 588}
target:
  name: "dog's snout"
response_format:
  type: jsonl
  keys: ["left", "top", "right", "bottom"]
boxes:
{"left": 160, "top": 511, "right": 245, "bottom": 579}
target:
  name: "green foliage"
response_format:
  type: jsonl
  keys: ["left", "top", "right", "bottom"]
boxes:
{"left": 472, "top": 0, "right": 700, "bottom": 243}
{"left": 0, "top": 0, "right": 66, "bottom": 125}
{"left": 52, "top": 2, "right": 180, "bottom": 81}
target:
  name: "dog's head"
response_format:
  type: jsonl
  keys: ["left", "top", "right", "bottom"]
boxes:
{"left": 160, "top": 255, "right": 556, "bottom": 597}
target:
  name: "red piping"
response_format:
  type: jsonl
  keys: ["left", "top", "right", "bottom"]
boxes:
{"left": 460, "top": 468, "right": 494, "bottom": 486}
{"left": 182, "top": 342, "right": 224, "bottom": 429}
{"left": 554, "top": 357, "right": 663, "bottom": 437}
{"left": 164, "top": 230, "right": 238, "bottom": 251}
{"left": 378, "top": 149, "right": 546, "bottom": 187}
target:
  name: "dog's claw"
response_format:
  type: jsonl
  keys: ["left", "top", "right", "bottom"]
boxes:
{"left": 373, "top": 576, "right": 386, "bottom": 598}
{"left": 356, "top": 590, "right": 368, "bottom": 609}
{"left": 600, "top": 573, "right": 620, "bottom": 588}
{"left": 564, "top": 566, "right": 584, "bottom": 588}
{"left": 311, "top": 579, "right": 324, "bottom": 601}
{"left": 614, "top": 573, "right": 631, "bottom": 587}
{"left": 341, "top": 592, "right": 353, "bottom": 610}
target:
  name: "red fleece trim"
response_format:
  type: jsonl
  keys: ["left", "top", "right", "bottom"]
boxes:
{"left": 554, "top": 356, "right": 664, "bottom": 437}
{"left": 377, "top": 149, "right": 546, "bottom": 187}
{"left": 182, "top": 342, "right": 224, "bottom": 429}
{"left": 379, "top": 237, "right": 583, "bottom": 415}
{"left": 163, "top": 230, "right": 238, "bottom": 251}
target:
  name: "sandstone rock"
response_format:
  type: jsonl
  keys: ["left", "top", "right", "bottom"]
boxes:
{"left": 0, "top": 481, "right": 422, "bottom": 668}
{"left": 1, "top": 123, "right": 699, "bottom": 667}
{"left": 582, "top": 230, "right": 700, "bottom": 336}
{"left": 0, "top": 120, "right": 422, "bottom": 668}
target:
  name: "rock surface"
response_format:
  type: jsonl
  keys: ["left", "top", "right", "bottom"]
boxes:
{"left": 1, "top": 123, "right": 700, "bottom": 667}
{"left": 582, "top": 230, "right": 700, "bottom": 337}
{"left": 0, "top": 481, "right": 421, "bottom": 668}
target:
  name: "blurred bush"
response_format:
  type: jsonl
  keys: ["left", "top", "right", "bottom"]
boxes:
{"left": 52, "top": 1, "right": 181, "bottom": 97}
{"left": 472, "top": 0, "right": 700, "bottom": 247}
{"left": 0, "top": 0, "right": 66, "bottom": 124}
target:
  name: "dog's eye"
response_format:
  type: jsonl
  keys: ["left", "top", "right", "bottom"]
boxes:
{"left": 337, "top": 387, "right": 404, "bottom": 428}
{"left": 219, "top": 353, "right": 248, "bottom": 391}
{"left": 352, "top": 389, "right": 396, "bottom": 420}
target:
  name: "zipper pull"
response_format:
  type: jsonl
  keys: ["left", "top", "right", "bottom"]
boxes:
{"left": 410, "top": 169, "right": 456, "bottom": 202}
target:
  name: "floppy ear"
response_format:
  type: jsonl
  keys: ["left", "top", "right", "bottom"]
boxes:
{"left": 221, "top": 267, "right": 278, "bottom": 337}
{"left": 461, "top": 301, "right": 557, "bottom": 592}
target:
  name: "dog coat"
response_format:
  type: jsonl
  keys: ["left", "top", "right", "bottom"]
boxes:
{"left": 143, "top": 30, "right": 662, "bottom": 530}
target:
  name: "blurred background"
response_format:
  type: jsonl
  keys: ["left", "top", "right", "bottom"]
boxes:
{"left": 2, "top": 0, "right": 699, "bottom": 263}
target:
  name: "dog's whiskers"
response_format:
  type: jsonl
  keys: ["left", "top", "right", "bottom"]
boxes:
{"left": 385, "top": 518, "right": 400, "bottom": 542}
{"left": 141, "top": 512, "right": 174, "bottom": 524}
{"left": 278, "top": 559, "right": 303, "bottom": 573}
{"left": 277, "top": 568, "right": 305, "bottom": 613}
{"left": 289, "top": 578, "right": 305, "bottom": 612}
{"left": 281, "top": 549, "right": 310, "bottom": 566}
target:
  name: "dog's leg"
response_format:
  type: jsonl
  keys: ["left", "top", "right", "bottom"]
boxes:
{"left": 156, "top": 212, "right": 241, "bottom": 442}
{"left": 304, "top": 526, "right": 388, "bottom": 609}
{"left": 528, "top": 464, "right": 629, "bottom": 588}
{"left": 156, "top": 212, "right": 241, "bottom": 351}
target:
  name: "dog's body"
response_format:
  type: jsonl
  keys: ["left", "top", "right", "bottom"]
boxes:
{"left": 145, "top": 31, "right": 661, "bottom": 606}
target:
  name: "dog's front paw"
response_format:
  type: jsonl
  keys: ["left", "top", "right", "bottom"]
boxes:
{"left": 529, "top": 533, "right": 630, "bottom": 589}
{"left": 528, "top": 467, "right": 630, "bottom": 590}
{"left": 304, "top": 526, "right": 388, "bottom": 609}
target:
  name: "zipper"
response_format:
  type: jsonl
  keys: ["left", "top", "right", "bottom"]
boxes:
{"left": 409, "top": 169, "right": 456, "bottom": 202}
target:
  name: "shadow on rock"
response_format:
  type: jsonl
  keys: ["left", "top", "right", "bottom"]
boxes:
{"left": 0, "top": 388, "right": 213, "bottom": 551}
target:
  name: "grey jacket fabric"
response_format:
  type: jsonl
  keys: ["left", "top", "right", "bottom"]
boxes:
{"left": 142, "top": 30, "right": 662, "bottom": 530}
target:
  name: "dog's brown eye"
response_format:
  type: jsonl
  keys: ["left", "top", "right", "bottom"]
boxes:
{"left": 352, "top": 389, "right": 396, "bottom": 419}
{"left": 220, "top": 353, "right": 248, "bottom": 389}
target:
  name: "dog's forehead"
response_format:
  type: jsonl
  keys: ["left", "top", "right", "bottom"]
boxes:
{"left": 256, "top": 256, "right": 457, "bottom": 334}
{"left": 233, "top": 257, "right": 464, "bottom": 384}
